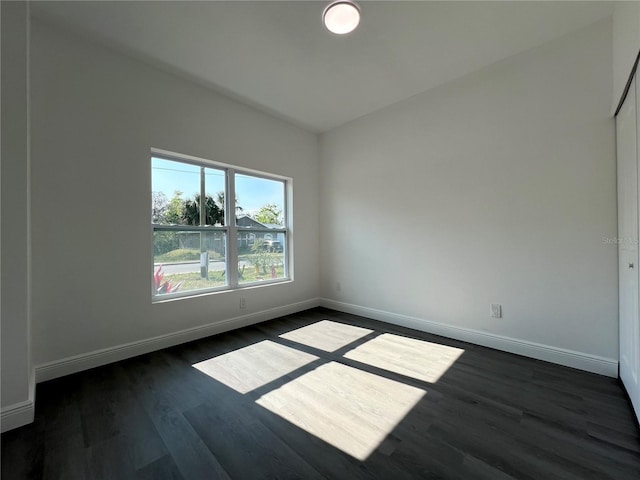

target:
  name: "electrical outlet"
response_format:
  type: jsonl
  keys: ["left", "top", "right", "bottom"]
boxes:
{"left": 240, "top": 297, "right": 246, "bottom": 309}
{"left": 336, "top": 282, "right": 341, "bottom": 292}
{"left": 490, "top": 303, "right": 502, "bottom": 318}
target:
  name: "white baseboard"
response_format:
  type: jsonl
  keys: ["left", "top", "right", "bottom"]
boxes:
{"left": 35, "top": 298, "right": 320, "bottom": 383}
{"left": 320, "top": 298, "right": 618, "bottom": 378}
{"left": 31, "top": 296, "right": 619, "bottom": 387}
{"left": 1, "top": 369, "right": 35, "bottom": 433}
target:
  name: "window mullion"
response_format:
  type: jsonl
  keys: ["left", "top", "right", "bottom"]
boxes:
{"left": 226, "top": 168, "right": 238, "bottom": 288}
{"left": 199, "top": 167, "right": 208, "bottom": 279}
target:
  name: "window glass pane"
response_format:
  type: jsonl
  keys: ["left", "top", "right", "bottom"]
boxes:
{"left": 235, "top": 174, "right": 285, "bottom": 227}
{"left": 204, "top": 167, "right": 226, "bottom": 226}
{"left": 152, "top": 158, "right": 225, "bottom": 226}
{"left": 238, "top": 232, "right": 286, "bottom": 284}
{"left": 153, "top": 230, "right": 227, "bottom": 295}
{"left": 152, "top": 158, "right": 200, "bottom": 225}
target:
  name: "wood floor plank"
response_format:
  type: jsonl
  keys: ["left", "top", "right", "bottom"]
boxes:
{"left": 255, "top": 361, "right": 426, "bottom": 461}
{"left": 520, "top": 413, "right": 640, "bottom": 479}
{"left": 135, "top": 455, "right": 184, "bottom": 480}
{"left": 42, "top": 431, "right": 88, "bottom": 480}
{"left": 1, "top": 421, "right": 44, "bottom": 480}
{"left": 431, "top": 396, "right": 619, "bottom": 480}
{"left": 86, "top": 434, "right": 136, "bottom": 480}
{"left": 183, "top": 399, "right": 326, "bottom": 480}
{"left": 255, "top": 403, "right": 417, "bottom": 480}
{"left": 461, "top": 454, "right": 518, "bottom": 480}
{"left": 125, "top": 360, "right": 231, "bottom": 480}
{"left": 587, "top": 421, "right": 640, "bottom": 453}
{"left": 274, "top": 318, "right": 375, "bottom": 353}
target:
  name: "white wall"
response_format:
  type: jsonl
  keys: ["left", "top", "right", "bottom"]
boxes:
{"left": 320, "top": 20, "right": 618, "bottom": 368}
{"left": 613, "top": 1, "right": 640, "bottom": 110}
{"left": 29, "top": 20, "right": 320, "bottom": 370}
{"left": 1, "top": 1, "right": 33, "bottom": 431}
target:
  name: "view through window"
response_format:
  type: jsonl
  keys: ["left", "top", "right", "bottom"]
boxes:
{"left": 152, "top": 153, "right": 289, "bottom": 299}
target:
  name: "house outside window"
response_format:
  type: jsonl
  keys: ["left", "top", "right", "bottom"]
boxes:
{"left": 151, "top": 151, "right": 290, "bottom": 300}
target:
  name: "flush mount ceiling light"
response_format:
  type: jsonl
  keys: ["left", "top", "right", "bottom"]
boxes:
{"left": 323, "top": 1, "right": 361, "bottom": 35}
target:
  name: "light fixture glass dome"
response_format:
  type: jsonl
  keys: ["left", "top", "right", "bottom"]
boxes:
{"left": 323, "top": 1, "right": 361, "bottom": 35}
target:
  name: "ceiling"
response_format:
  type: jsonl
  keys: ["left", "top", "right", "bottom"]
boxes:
{"left": 31, "top": 1, "right": 613, "bottom": 133}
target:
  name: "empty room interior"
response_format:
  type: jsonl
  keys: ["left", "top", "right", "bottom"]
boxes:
{"left": 3, "top": 1, "right": 640, "bottom": 478}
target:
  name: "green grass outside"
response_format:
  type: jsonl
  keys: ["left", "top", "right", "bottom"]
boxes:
{"left": 155, "top": 248, "right": 224, "bottom": 263}
{"left": 155, "top": 248, "right": 200, "bottom": 262}
{"left": 160, "top": 264, "right": 286, "bottom": 293}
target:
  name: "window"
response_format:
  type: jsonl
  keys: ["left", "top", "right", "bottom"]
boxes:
{"left": 151, "top": 151, "right": 290, "bottom": 300}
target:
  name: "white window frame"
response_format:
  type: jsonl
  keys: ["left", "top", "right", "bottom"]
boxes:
{"left": 151, "top": 148, "right": 292, "bottom": 302}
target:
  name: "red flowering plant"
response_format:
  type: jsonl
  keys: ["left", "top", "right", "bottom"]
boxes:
{"left": 154, "top": 265, "right": 182, "bottom": 294}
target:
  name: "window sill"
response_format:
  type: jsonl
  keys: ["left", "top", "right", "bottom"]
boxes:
{"left": 152, "top": 278, "right": 293, "bottom": 304}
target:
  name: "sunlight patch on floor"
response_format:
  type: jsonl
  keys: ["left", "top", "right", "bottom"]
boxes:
{"left": 256, "top": 361, "right": 426, "bottom": 460}
{"left": 279, "top": 320, "right": 373, "bottom": 352}
{"left": 192, "top": 340, "right": 318, "bottom": 394}
{"left": 344, "top": 333, "right": 465, "bottom": 383}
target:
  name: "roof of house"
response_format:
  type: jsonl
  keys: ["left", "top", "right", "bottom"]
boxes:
{"left": 237, "top": 215, "right": 268, "bottom": 228}
{"left": 236, "top": 215, "right": 284, "bottom": 229}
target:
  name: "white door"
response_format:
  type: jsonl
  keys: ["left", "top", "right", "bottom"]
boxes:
{"left": 617, "top": 76, "right": 640, "bottom": 419}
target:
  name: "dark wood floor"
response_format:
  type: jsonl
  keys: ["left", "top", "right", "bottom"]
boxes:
{"left": 3, "top": 307, "right": 640, "bottom": 479}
